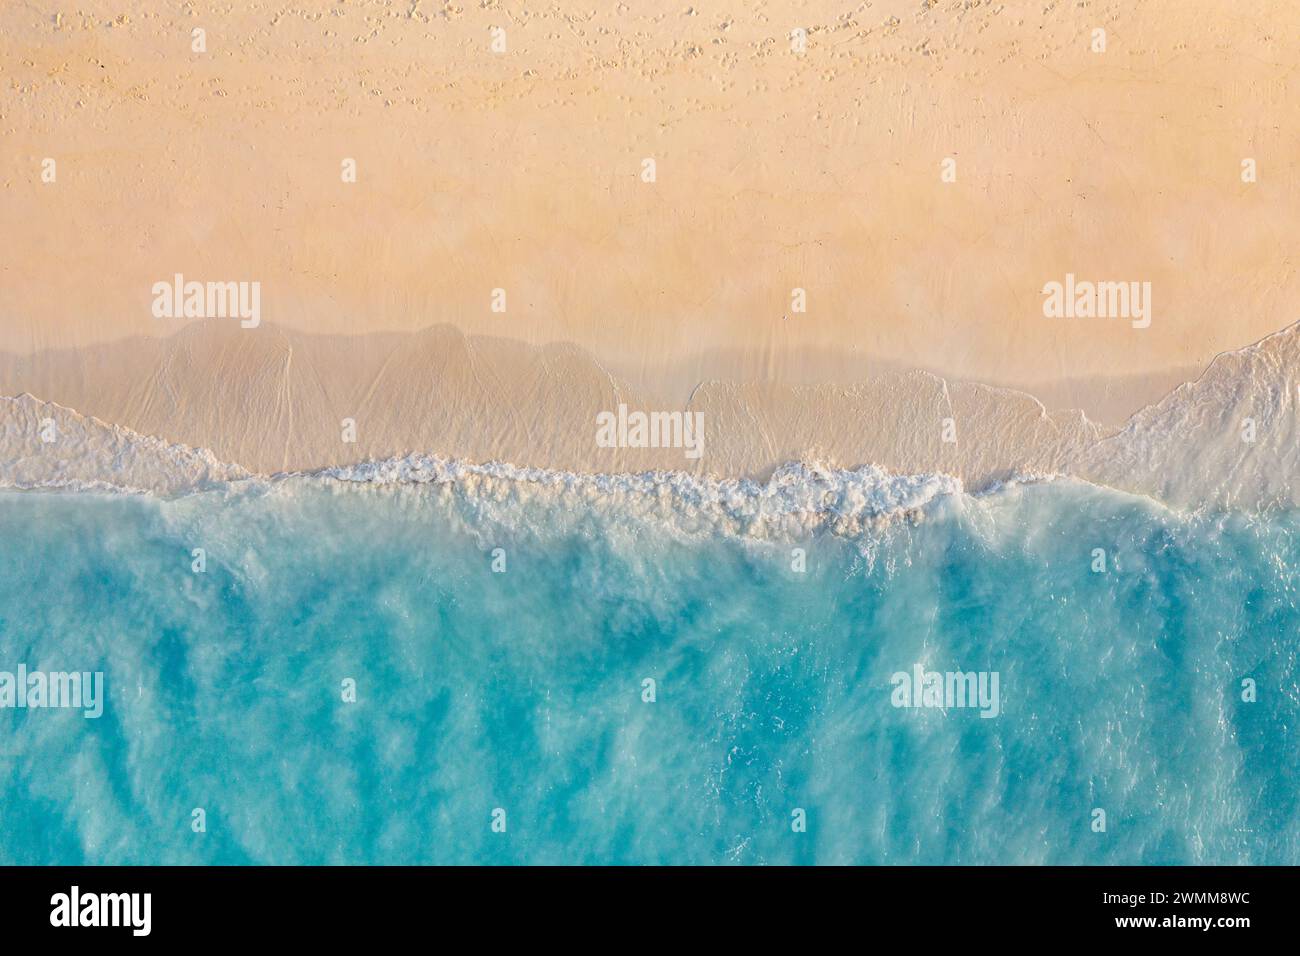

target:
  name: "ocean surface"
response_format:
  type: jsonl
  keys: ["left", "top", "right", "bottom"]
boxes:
{"left": 0, "top": 473, "right": 1296, "bottom": 864}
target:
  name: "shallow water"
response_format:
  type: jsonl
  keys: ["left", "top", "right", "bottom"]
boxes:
{"left": 0, "top": 479, "right": 1295, "bottom": 864}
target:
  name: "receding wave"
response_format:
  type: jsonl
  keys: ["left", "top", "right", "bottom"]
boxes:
{"left": 1072, "top": 320, "right": 1299, "bottom": 511}
{"left": 0, "top": 395, "right": 249, "bottom": 496}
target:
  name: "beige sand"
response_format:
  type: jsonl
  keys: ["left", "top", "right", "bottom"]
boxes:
{"left": 1, "top": 1, "right": 1297, "bottom": 492}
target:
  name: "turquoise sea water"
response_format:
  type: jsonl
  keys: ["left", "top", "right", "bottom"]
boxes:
{"left": 0, "top": 479, "right": 1296, "bottom": 864}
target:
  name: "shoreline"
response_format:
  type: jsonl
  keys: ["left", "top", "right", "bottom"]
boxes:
{"left": 2, "top": 318, "right": 1107, "bottom": 480}
{"left": 2, "top": 318, "right": 1296, "bottom": 511}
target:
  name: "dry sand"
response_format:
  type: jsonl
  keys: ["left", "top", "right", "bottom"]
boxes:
{"left": 1, "top": 1, "right": 1297, "bottom": 491}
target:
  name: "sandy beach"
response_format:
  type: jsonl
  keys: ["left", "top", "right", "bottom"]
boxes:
{"left": 1, "top": 0, "right": 1297, "bottom": 502}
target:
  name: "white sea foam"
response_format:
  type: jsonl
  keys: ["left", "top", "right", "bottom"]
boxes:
{"left": 308, "top": 456, "right": 965, "bottom": 538}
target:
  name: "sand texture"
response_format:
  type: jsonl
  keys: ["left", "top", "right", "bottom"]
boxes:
{"left": 0, "top": 1, "right": 1296, "bottom": 508}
